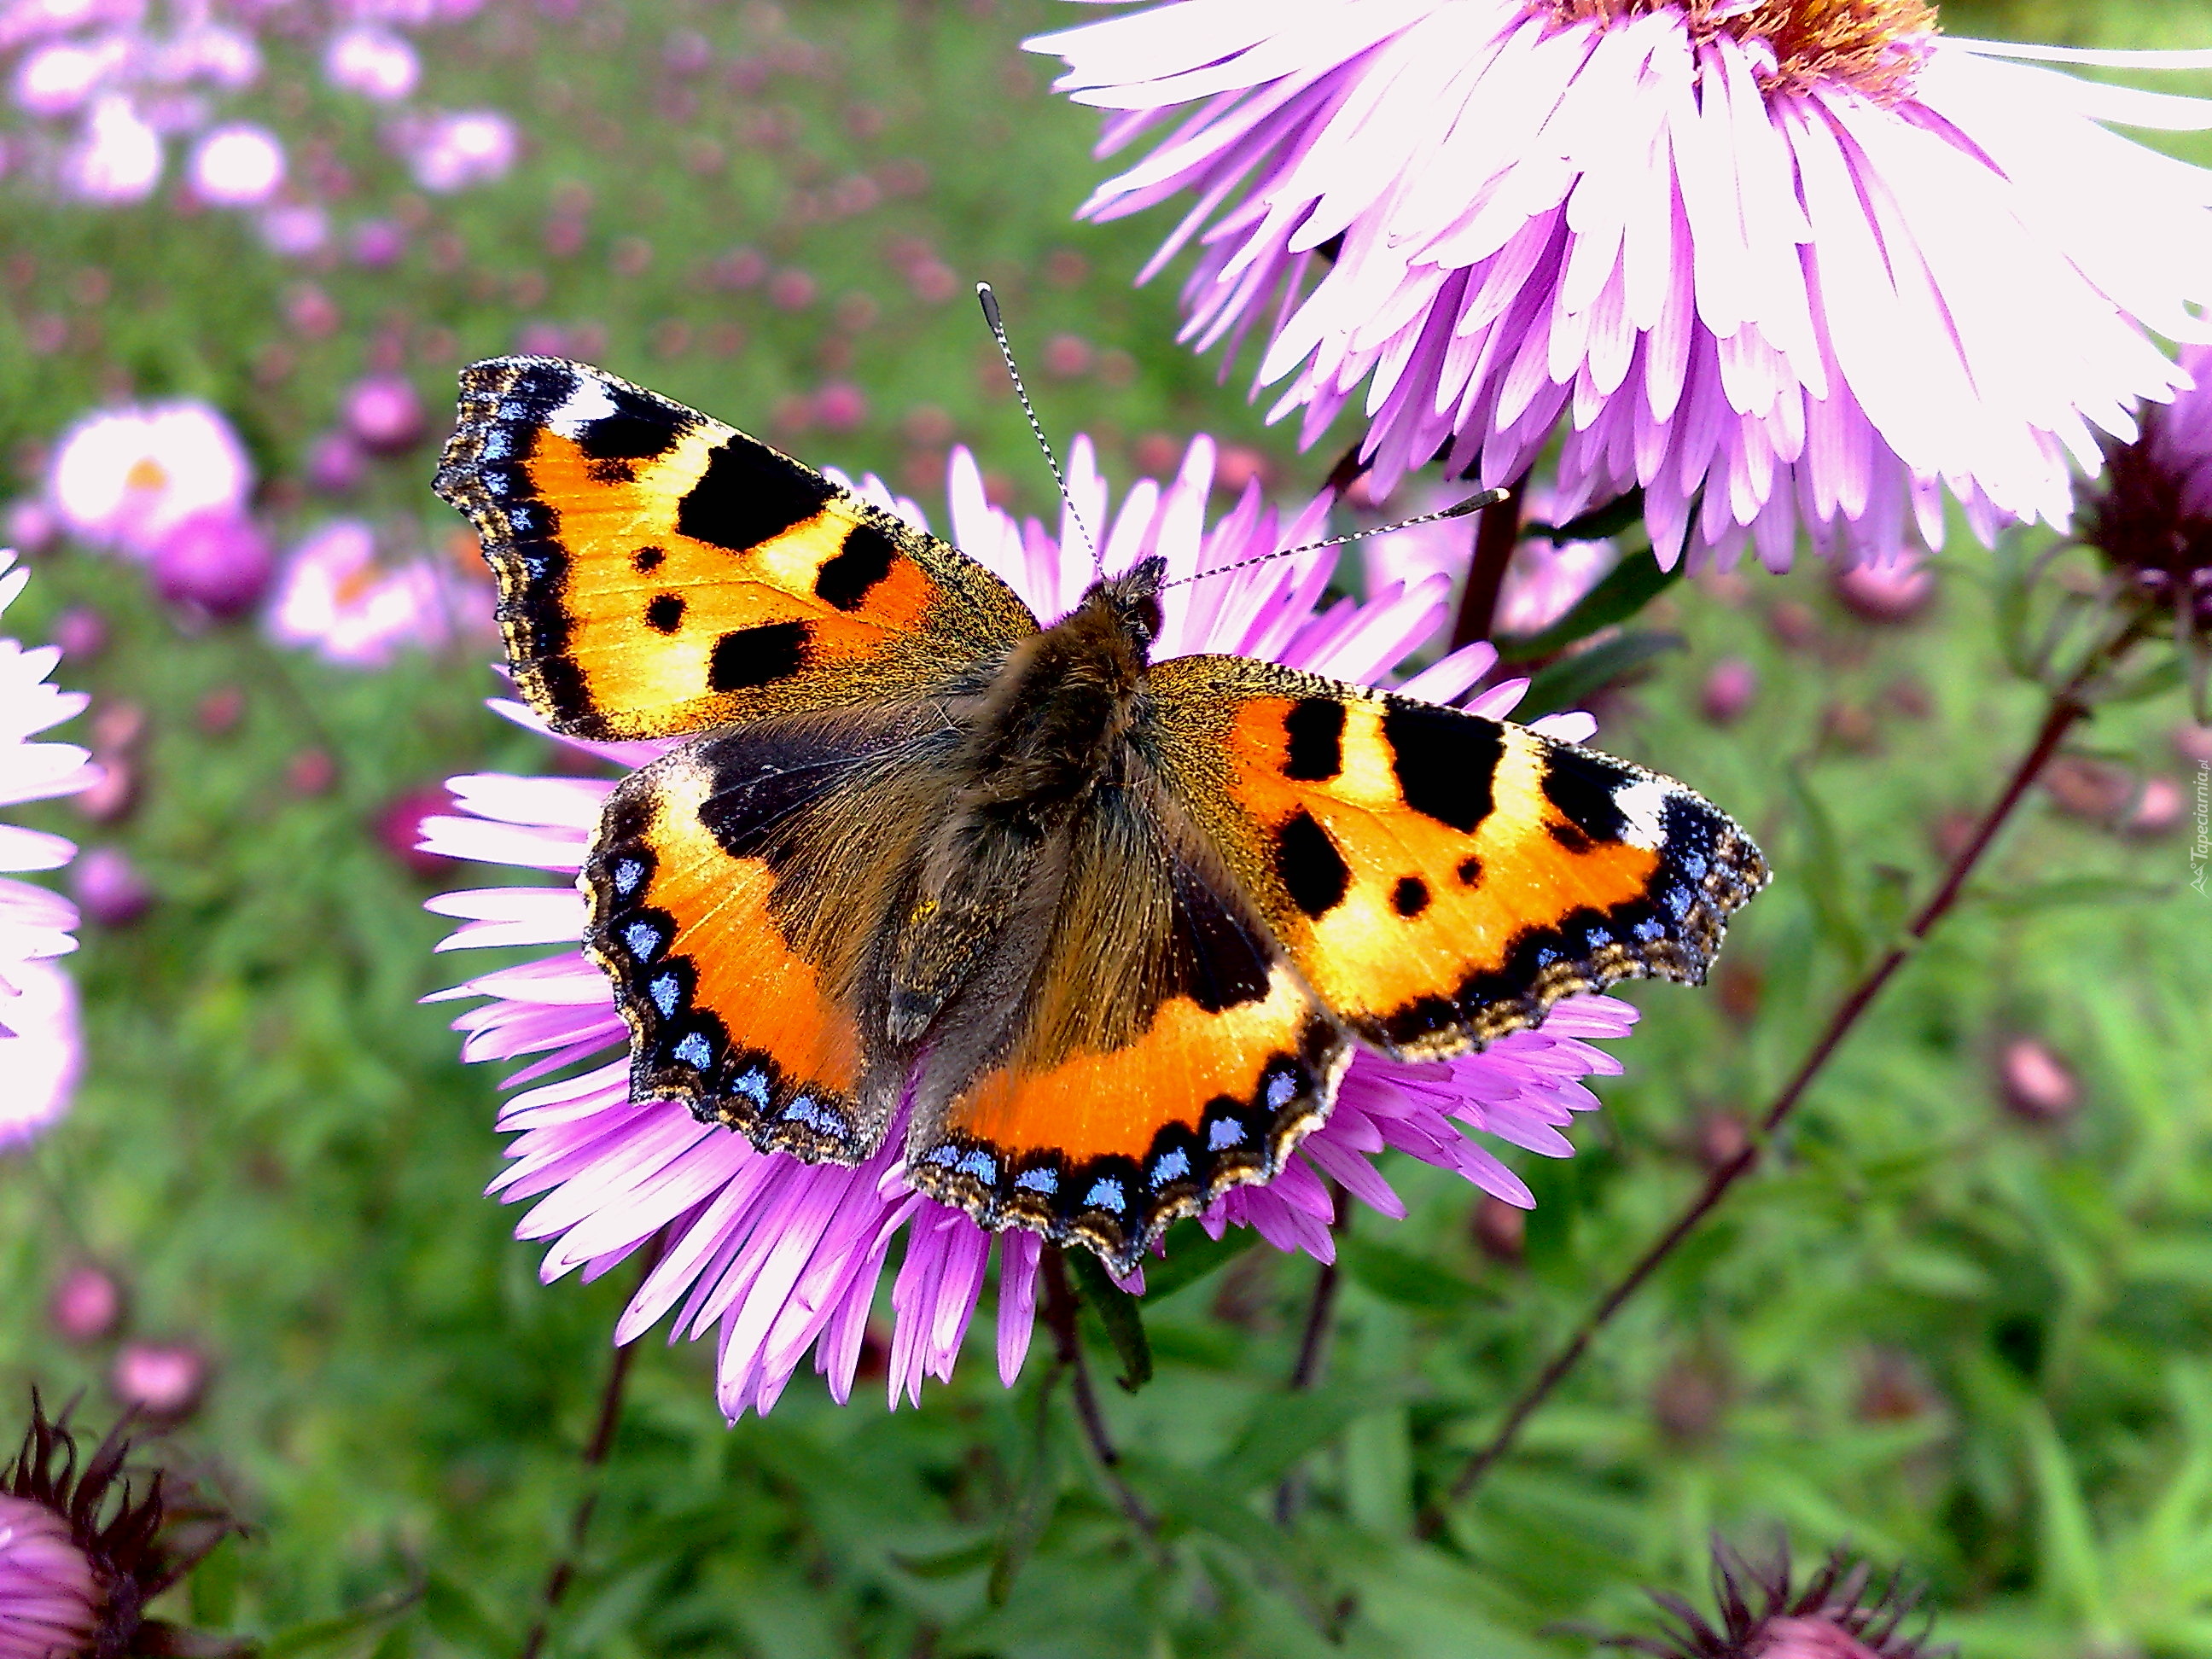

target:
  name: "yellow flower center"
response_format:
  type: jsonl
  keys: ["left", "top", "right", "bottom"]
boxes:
{"left": 123, "top": 456, "right": 168, "bottom": 492}
{"left": 1544, "top": 0, "right": 1938, "bottom": 97}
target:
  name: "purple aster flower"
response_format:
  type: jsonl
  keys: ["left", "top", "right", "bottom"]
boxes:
{"left": 0, "top": 550, "right": 96, "bottom": 1150}
{"left": 1031, "top": 2, "right": 2212, "bottom": 570}
{"left": 0, "top": 1393, "right": 237, "bottom": 1659}
{"left": 2086, "top": 339, "right": 2212, "bottom": 632}
{"left": 1602, "top": 1538, "right": 1949, "bottom": 1659}
{"left": 425, "top": 438, "right": 1641, "bottom": 1418}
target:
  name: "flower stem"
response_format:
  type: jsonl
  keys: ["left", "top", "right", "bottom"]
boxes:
{"left": 1415, "top": 684, "right": 2092, "bottom": 1538}
{"left": 1450, "top": 474, "right": 1528, "bottom": 649}
{"left": 517, "top": 1234, "right": 665, "bottom": 1659}
{"left": 1273, "top": 1189, "right": 1349, "bottom": 1526}
{"left": 1039, "top": 1247, "right": 1162, "bottom": 1546}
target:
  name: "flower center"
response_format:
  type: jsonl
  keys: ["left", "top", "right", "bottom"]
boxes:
{"left": 122, "top": 456, "right": 168, "bottom": 492}
{"left": 1541, "top": 0, "right": 1938, "bottom": 97}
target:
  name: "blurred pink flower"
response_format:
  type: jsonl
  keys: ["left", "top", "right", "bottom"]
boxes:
{"left": 341, "top": 372, "right": 427, "bottom": 453}
{"left": 47, "top": 1261, "right": 123, "bottom": 1344}
{"left": 149, "top": 508, "right": 274, "bottom": 617}
{"left": 184, "top": 119, "right": 279, "bottom": 203}
{"left": 265, "top": 520, "right": 461, "bottom": 668}
{"left": 323, "top": 23, "right": 417, "bottom": 102}
{"left": 404, "top": 108, "right": 516, "bottom": 192}
{"left": 47, "top": 399, "right": 252, "bottom": 557}
{"left": 1033, "top": 3, "right": 2212, "bottom": 570}
{"left": 425, "top": 436, "right": 1633, "bottom": 1418}
{"left": 69, "top": 844, "right": 148, "bottom": 927}
{"left": 109, "top": 1342, "right": 204, "bottom": 1421}
{"left": 0, "top": 550, "right": 94, "bottom": 1148}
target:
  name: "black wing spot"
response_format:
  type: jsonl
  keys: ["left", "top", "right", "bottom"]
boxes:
{"left": 1166, "top": 858, "right": 1273, "bottom": 1012}
{"left": 1391, "top": 876, "right": 1430, "bottom": 917}
{"left": 1547, "top": 819, "right": 1594, "bottom": 853}
{"left": 633, "top": 546, "right": 665, "bottom": 572}
{"left": 677, "top": 434, "right": 835, "bottom": 553}
{"left": 1382, "top": 701, "right": 1499, "bottom": 834}
{"left": 574, "top": 383, "right": 698, "bottom": 463}
{"left": 1282, "top": 698, "right": 1346, "bottom": 782}
{"left": 1276, "top": 810, "right": 1350, "bottom": 919}
{"left": 1456, "top": 854, "right": 1485, "bottom": 887}
{"left": 1541, "top": 749, "right": 1636, "bottom": 844}
{"left": 708, "top": 620, "right": 810, "bottom": 691}
{"left": 813, "top": 521, "right": 899, "bottom": 611}
{"left": 646, "top": 594, "right": 685, "bottom": 634}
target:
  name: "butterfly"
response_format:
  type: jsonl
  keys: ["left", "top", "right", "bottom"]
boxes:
{"left": 434, "top": 358, "right": 1770, "bottom": 1276}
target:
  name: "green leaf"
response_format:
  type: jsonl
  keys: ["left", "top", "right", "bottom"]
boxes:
{"left": 1970, "top": 876, "right": 2179, "bottom": 917}
{"left": 991, "top": 1369, "right": 1066, "bottom": 1605}
{"left": 1340, "top": 1236, "right": 1496, "bottom": 1314}
{"left": 891, "top": 1536, "right": 998, "bottom": 1580}
{"left": 188, "top": 1533, "right": 241, "bottom": 1630}
{"left": 1213, "top": 1380, "right": 1405, "bottom": 1493}
{"left": 1139, "top": 1220, "right": 1260, "bottom": 1303}
{"left": 259, "top": 1580, "right": 425, "bottom": 1658}
{"left": 1068, "top": 1248, "right": 1154, "bottom": 1392}
{"left": 1522, "top": 488, "right": 1647, "bottom": 547}
{"left": 1497, "top": 546, "right": 1681, "bottom": 661}
{"left": 1514, "top": 630, "right": 1685, "bottom": 720}
{"left": 1786, "top": 764, "right": 1866, "bottom": 969}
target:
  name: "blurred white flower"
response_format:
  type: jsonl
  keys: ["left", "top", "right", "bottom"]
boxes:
{"left": 61, "top": 88, "right": 154, "bottom": 197}
{"left": 323, "top": 24, "right": 416, "bottom": 102}
{"left": 186, "top": 119, "right": 279, "bottom": 205}
{"left": 266, "top": 519, "right": 461, "bottom": 668}
{"left": 404, "top": 108, "right": 515, "bottom": 192}
{"left": 11, "top": 34, "right": 120, "bottom": 116}
{"left": 48, "top": 399, "right": 253, "bottom": 556}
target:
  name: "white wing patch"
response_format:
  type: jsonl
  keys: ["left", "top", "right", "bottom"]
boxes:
{"left": 1610, "top": 778, "right": 1670, "bottom": 850}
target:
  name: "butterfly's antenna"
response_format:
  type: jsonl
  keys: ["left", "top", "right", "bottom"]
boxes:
{"left": 1160, "top": 486, "right": 1510, "bottom": 591}
{"left": 976, "top": 282, "right": 1100, "bottom": 578}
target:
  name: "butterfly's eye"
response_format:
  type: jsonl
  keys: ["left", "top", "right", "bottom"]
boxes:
{"left": 1122, "top": 591, "right": 1163, "bottom": 649}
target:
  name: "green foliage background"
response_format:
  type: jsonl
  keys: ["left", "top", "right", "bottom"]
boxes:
{"left": 3, "top": 1, "right": 2212, "bottom": 1654}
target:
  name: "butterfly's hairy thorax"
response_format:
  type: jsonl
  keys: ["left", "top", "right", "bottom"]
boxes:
{"left": 886, "top": 564, "right": 1166, "bottom": 1044}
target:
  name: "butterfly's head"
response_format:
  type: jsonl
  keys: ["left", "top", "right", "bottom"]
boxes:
{"left": 1078, "top": 555, "right": 1167, "bottom": 656}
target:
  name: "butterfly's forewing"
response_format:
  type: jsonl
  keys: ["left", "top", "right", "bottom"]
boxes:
{"left": 905, "top": 781, "right": 1349, "bottom": 1275}
{"left": 583, "top": 710, "right": 956, "bottom": 1162}
{"left": 1144, "top": 655, "right": 1770, "bottom": 1059}
{"left": 434, "top": 358, "right": 1038, "bottom": 741}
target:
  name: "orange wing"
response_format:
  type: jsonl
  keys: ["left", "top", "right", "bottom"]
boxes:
{"left": 435, "top": 358, "right": 1038, "bottom": 742}
{"left": 583, "top": 711, "right": 950, "bottom": 1162}
{"left": 1144, "top": 655, "right": 1770, "bottom": 1059}
{"left": 905, "top": 783, "right": 1349, "bottom": 1276}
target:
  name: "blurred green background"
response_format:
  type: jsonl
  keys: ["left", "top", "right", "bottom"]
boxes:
{"left": 5, "top": 1, "right": 2212, "bottom": 1654}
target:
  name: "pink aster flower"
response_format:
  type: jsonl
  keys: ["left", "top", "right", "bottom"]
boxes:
{"left": 401, "top": 108, "right": 516, "bottom": 193}
{"left": 0, "top": 550, "right": 96, "bottom": 1150}
{"left": 1032, "top": 2, "right": 2212, "bottom": 570}
{"left": 426, "top": 436, "right": 1640, "bottom": 1419}
{"left": 0, "top": 1393, "right": 236, "bottom": 1659}
{"left": 1365, "top": 477, "right": 1618, "bottom": 636}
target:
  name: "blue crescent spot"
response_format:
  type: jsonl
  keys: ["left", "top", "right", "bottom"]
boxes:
{"left": 622, "top": 920, "right": 661, "bottom": 961}
{"left": 1633, "top": 918, "right": 1666, "bottom": 942}
{"left": 649, "top": 973, "right": 679, "bottom": 1017}
{"left": 1149, "top": 1148, "right": 1191, "bottom": 1188}
{"left": 959, "top": 1149, "right": 998, "bottom": 1182}
{"left": 612, "top": 858, "right": 646, "bottom": 895}
{"left": 924, "top": 1144, "right": 962, "bottom": 1167}
{"left": 1208, "top": 1118, "right": 1248, "bottom": 1151}
{"left": 1586, "top": 927, "right": 1614, "bottom": 949}
{"left": 1265, "top": 1070, "right": 1298, "bottom": 1110}
{"left": 1666, "top": 884, "right": 1694, "bottom": 919}
{"left": 1679, "top": 851, "right": 1709, "bottom": 880}
{"left": 1083, "top": 1176, "right": 1126, "bottom": 1214}
{"left": 672, "top": 1033, "right": 713, "bottom": 1071}
{"left": 1534, "top": 946, "right": 1560, "bottom": 969}
{"left": 1015, "top": 1167, "right": 1058, "bottom": 1195}
{"left": 731, "top": 1068, "right": 770, "bottom": 1108}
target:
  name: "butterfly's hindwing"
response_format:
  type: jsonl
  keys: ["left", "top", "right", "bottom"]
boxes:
{"left": 905, "top": 779, "right": 1350, "bottom": 1276}
{"left": 434, "top": 357, "right": 1038, "bottom": 742}
{"left": 583, "top": 710, "right": 952, "bottom": 1161}
{"left": 1144, "top": 655, "right": 1770, "bottom": 1058}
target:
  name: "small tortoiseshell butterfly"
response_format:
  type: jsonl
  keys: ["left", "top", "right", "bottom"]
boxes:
{"left": 434, "top": 358, "right": 1769, "bottom": 1276}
